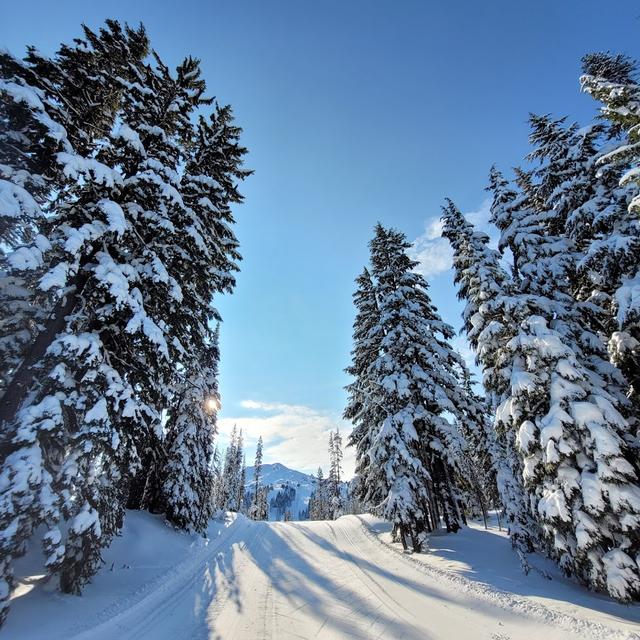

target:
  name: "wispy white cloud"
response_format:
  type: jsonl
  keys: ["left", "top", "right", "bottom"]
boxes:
{"left": 409, "top": 198, "right": 493, "bottom": 278}
{"left": 465, "top": 197, "right": 492, "bottom": 230}
{"left": 219, "top": 400, "right": 356, "bottom": 479}
{"left": 409, "top": 217, "right": 453, "bottom": 278}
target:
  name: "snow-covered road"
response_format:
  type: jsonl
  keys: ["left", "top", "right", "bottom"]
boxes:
{"left": 204, "top": 517, "right": 573, "bottom": 640}
{"left": 6, "top": 514, "right": 640, "bottom": 640}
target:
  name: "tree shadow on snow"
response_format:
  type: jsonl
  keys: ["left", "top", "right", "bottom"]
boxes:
{"left": 203, "top": 520, "right": 431, "bottom": 639}
{"left": 402, "top": 521, "right": 640, "bottom": 626}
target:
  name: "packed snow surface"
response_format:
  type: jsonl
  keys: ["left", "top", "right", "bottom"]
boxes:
{"left": 4, "top": 511, "right": 640, "bottom": 639}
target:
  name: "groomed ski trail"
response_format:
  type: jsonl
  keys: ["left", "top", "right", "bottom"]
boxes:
{"left": 60, "top": 515, "right": 639, "bottom": 640}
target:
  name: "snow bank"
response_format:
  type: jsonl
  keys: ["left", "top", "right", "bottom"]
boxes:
{"left": 359, "top": 514, "right": 640, "bottom": 640}
{"left": 3, "top": 510, "right": 247, "bottom": 640}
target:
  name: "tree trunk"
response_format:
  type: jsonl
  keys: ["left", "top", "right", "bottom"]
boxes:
{"left": 458, "top": 500, "right": 468, "bottom": 526}
{"left": 126, "top": 470, "right": 147, "bottom": 510}
{"left": 410, "top": 527, "right": 421, "bottom": 553}
{"left": 398, "top": 524, "right": 408, "bottom": 550}
{"left": 0, "top": 252, "right": 97, "bottom": 436}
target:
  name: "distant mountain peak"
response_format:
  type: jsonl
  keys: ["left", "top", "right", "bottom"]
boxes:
{"left": 245, "top": 462, "right": 315, "bottom": 487}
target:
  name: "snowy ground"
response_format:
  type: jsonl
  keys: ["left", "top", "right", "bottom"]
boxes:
{"left": 3, "top": 512, "right": 640, "bottom": 639}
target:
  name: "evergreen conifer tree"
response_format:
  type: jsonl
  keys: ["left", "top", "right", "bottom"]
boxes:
{"left": 441, "top": 199, "right": 540, "bottom": 563}
{"left": 249, "top": 437, "right": 268, "bottom": 520}
{"left": 236, "top": 449, "right": 246, "bottom": 513}
{"left": 0, "top": 21, "right": 249, "bottom": 619}
{"left": 0, "top": 22, "right": 152, "bottom": 614}
{"left": 579, "top": 54, "right": 640, "bottom": 413}
{"left": 344, "top": 267, "right": 382, "bottom": 513}
{"left": 311, "top": 467, "right": 328, "bottom": 520}
{"left": 346, "top": 224, "right": 485, "bottom": 550}
{"left": 483, "top": 151, "right": 640, "bottom": 599}
{"left": 163, "top": 333, "right": 220, "bottom": 533}
{"left": 328, "top": 429, "right": 344, "bottom": 518}
{"left": 221, "top": 426, "right": 239, "bottom": 511}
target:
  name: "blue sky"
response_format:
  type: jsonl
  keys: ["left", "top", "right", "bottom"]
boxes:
{"left": 3, "top": 1, "right": 639, "bottom": 476}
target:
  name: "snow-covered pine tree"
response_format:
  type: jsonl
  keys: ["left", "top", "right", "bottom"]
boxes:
{"left": 344, "top": 267, "right": 382, "bottom": 514}
{"left": 162, "top": 330, "right": 220, "bottom": 533}
{"left": 52, "top": 50, "right": 216, "bottom": 594}
{"left": 258, "top": 487, "right": 269, "bottom": 521}
{"left": 249, "top": 436, "right": 268, "bottom": 520}
{"left": 485, "top": 143, "right": 640, "bottom": 599}
{"left": 328, "top": 430, "right": 344, "bottom": 519}
{"left": 309, "top": 467, "right": 329, "bottom": 520}
{"left": 236, "top": 443, "right": 246, "bottom": 513}
{"left": 441, "top": 199, "right": 540, "bottom": 562}
{"left": 0, "top": 21, "right": 249, "bottom": 615}
{"left": 221, "top": 426, "right": 240, "bottom": 511}
{"left": 209, "top": 443, "right": 223, "bottom": 513}
{"left": 579, "top": 53, "right": 640, "bottom": 415}
{"left": 0, "top": 22, "right": 152, "bottom": 618}
{"left": 450, "top": 372, "right": 501, "bottom": 528}
{"left": 346, "top": 224, "right": 481, "bottom": 549}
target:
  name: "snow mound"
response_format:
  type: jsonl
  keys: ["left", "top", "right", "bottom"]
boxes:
{"left": 4, "top": 510, "right": 248, "bottom": 640}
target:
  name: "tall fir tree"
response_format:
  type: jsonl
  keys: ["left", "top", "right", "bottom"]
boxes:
{"left": 249, "top": 436, "right": 268, "bottom": 521}
{"left": 309, "top": 467, "right": 329, "bottom": 520}
{"left": 441, "top": 199, "right": 540, "bottom": 564}
{"left": 579, "top": 53, "right": 640, "bottom": 418}
{"left": 237, "top": 453, "right": 247, "bottom": 513}
{"left": 221, "top": 425, "right": 240, "bottom": 511}
{"left": 344, "top": 267, "right": 382, "bottom": 514}
{"left": 46, "top": 50, "right": 213, "bottom": 595}
{"left": 346, "top": 224, "right": 486, "bottom": 549}
{"left": 0, "top": 22, "right": 152, "bottom": 615}
{"left": 162, "top": 329, "right": 220, "bottom": 533}
{"left": 0, "top": 21, "right": 248, "bottom": 621}
{"left": 484, "top": 146, "right": 640, "bottom": 599}
{"left": 328, "top": 429, "right": 344, "bottom": 519}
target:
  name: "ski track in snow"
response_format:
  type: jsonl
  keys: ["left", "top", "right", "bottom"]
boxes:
{"left": 6, "top": 514, "right": 640, "bottom": 640}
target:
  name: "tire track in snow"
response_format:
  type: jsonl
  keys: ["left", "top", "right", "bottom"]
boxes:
{"left": 329, "top": 520, "right": 423, "bottom": 634}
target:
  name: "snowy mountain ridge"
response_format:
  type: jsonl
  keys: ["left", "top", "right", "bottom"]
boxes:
{"left": 244, "top": 462, "right": 346, "bottom": 521}
{"left": 244, "top": 462, "right": 316, "bottom": 488}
